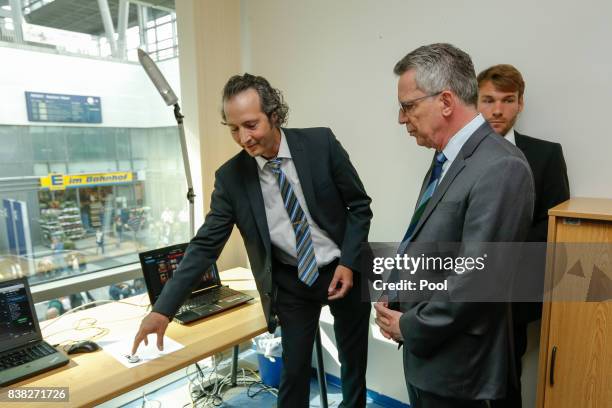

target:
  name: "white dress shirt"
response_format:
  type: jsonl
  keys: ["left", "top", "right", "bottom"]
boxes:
{"left": 254, "top": 130, "right": 341, "bottom": 266}
{"left": 440, "top": 113, "right": 486, "bottom": 180}
{"left": 504, "top": 128, "right": 516, "bottom": 145}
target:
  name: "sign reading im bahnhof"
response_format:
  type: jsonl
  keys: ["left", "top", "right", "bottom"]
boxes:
{"left": 40, "top": 172, "right": 133, "bottom": 190}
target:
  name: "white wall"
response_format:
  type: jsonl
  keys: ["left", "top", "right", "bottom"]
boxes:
{"left": 241, "top": 0, "right": 612, "bottom": 405}
{"left": 0, "top": 46, "right": 180, "bottom": 128}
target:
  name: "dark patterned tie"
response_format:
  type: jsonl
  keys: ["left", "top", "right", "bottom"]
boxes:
{"left": 402, "top": 151, "right": 448, "bottom": 242}
{"left": 267, "top": 158, "right": 319, "bottom": 286}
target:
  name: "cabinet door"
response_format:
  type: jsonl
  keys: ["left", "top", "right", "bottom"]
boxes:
{"left": 544, "top": 220, "right": 612, "bottom": 408}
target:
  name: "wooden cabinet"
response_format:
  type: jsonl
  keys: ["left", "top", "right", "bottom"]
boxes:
{"left": 537, "top": 198, "right": 612, "bottom": 408}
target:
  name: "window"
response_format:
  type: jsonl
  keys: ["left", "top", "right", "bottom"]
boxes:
{"left": 0, "top": 124, "right": 190, "bottom": 285}
{"left": 2, "top": 1, "right": 178, "bottom": 63}
{"left": 34, "top": 278, "right": 148, "bottom": 322}
{"left": 0, "top": 2, "right": 188, "bottom": 310}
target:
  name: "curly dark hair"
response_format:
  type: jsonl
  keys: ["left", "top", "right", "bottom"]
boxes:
{"left": 221, "top": 73, "right": 289, "bottom": 127}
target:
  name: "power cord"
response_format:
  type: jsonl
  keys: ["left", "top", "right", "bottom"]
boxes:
{"left": 124, "top": 353, "right": 277, "bottom": 408}
{"left": 140, "top": 390, "right": 162, "bottom": 408}
{"left": 44, "top": 299, "right": 150, "bottom": 347}
{"left": 41, "top": 297, "right": 149, "bottom": 331}
{"left": 186, "top": 359, "right": 277, "bottom": 407}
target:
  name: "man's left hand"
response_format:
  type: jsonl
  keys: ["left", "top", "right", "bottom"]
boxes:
{"left": 328, "top": 265, "right": 353, "bottom": 300}
{"left": 374, "top": 302, "right": 404, "bottom": 342}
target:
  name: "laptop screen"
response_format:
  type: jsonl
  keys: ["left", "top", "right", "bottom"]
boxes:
{"left": 139, "top": 243, "right": 220, "bottom": 306}
{"left": 0, "top": 278, "right": 42, "bottom": 352}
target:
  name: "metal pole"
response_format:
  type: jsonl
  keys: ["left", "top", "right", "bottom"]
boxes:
{"left": 174, "top": 104, "right": 195, "bottom": 238}
{"left": 136, "top": 49, "right": 193, "bottom": 237}
{"left": 8, "top": 0, "right": 24, "bottom": 43}
{"left": 137, "top": 5, "right": 148, "bottom": 51}
{"left": 116, "top": 0, "right": 130, "bottom": 59}
{"left": 314, "top": 328, "right": 328, "bottom": 408}
{"left": 97, "top": 0, "right": 117, "bottom": 56}
{"left": 231, "top": 345, "right": 239, "bottom": 386}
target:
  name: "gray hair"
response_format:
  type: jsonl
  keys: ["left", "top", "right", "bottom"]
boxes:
{"left": 393, "top": 43, "right": 478, "bottom": 106}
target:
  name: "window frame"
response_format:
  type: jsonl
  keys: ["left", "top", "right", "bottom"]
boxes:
{"left": 30, "top": 261, "right": 142, "bottom": 303}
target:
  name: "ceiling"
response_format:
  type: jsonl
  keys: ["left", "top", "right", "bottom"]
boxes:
{"left": 22, "top": 0, "right": 174, "bottom": 35}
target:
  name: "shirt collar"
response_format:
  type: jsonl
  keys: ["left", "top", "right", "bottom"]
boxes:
{"left": 441, "top": 113, "right": 485, "bottom": 162}
{"left": 255, "top": 129, "right": 291, "bottom": 170}
{"left": 504, "top": 127, "right": 516, "bottom": 145}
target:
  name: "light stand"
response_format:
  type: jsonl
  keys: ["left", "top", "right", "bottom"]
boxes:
{"left": 137, "top": 48, "right": 195, "bottom": 238}
{"left": 138, "top": 50, "right": 329, "bottom": 408}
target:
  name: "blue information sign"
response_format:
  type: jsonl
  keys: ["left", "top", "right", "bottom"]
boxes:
{"left": 25, "top": 91, "right": 102, "bottom": 123}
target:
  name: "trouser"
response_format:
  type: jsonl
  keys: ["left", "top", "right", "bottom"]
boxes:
{"left": 493, "top": 318, "right": 528, "bottom": 408}
{"left": 273, "top": 258, "right": 371, "bottom": 408}
{"left": 407, "top": 383, "right": 518, "bottom": 408}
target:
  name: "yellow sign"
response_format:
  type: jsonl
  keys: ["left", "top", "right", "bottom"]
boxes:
{"left": 40, "top": 172, "right": 133, "bottom": 190}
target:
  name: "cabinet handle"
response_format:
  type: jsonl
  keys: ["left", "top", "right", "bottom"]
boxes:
{"left": 549, "top": 346, "right": 557, "bottom": 386}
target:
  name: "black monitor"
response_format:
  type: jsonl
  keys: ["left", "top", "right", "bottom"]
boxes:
{"left": 0, "top": 278, "right": 42, "bottom": 353}
{"left": 138, "top": 243, "right": 219, "bottom": 306}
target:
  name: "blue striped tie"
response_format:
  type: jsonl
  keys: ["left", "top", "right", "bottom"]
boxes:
{"left": 402, "top": 151, "right": 448, "bottom": 242}
{"left": 267, "top": 158, "right": 319, "bottom": 286}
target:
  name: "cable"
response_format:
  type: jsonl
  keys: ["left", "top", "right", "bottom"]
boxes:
{"left": 46, "top": 316, "right": 111, "bottom": 351}
{"left": 178, "top": 351, "right": 279, "bottom": 407}
{"left": 121, "top": 352, "right": 273, "bottom": 407}
{"left": 140, "top": 390, "right": 162, "bottom": 408}
{"left": 247, "top": 380, "right": 279, "bottom": 398}
{"left": 212, "top": 367, "right": 277, "bottom": 405}
{"left": 184, "top": 358, "right": 224, "bottom": 408}
{"left": 41, "top": 297, "right": 149, "bottom": 331}
{"left": 239, "top": 366, "right": 278, "bottom": 398}
{"left": 43, "top": 299, "right": 150, "bottom": 346}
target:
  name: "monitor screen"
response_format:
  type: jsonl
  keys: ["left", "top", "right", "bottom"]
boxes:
{"left": 0, "top": 281, "right": 37, "bottom": 347}
{"left": 139, "top": 243, "right": 219, "bottom": 305}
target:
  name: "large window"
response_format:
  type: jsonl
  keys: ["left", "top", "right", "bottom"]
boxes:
{"left": 0, "top": 124, "right": 189, "bottom": 287}
{"left": 3, "top": 1, "right": 177, "bottom": 62}
{"left": 0, "top": 0, "right": 187, "bottom": 326}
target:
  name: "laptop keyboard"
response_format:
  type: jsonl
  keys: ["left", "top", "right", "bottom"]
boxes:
{"left": 181, "top": 286, "right": 239, "bottom": 311}
{"left": 0, "top": 342, "right": 57, "bottom": 370}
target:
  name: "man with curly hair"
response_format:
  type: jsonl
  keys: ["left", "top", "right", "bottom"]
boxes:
{"left": 133, "top": 74, "right": 372, "bottom": 407}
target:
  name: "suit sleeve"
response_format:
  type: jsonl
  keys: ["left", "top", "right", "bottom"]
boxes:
{"left": 399, "top": 155, "right": 534, "bottom": 357}
{"left": 527, "top": 143, "right": 570, "bottom": 242}
{"left": 152, "top": 171, "right": 236, "bottom": 318}
{"left": 327, "top": 129, "right": 373, "bottom": 272}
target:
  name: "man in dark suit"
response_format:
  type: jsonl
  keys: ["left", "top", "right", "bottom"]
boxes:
{"left": 478, "top": 64, "right": 570, "bottom": 407}
{"left": 374, "top": 44, "right": 535, "bottom": 407}
{"left": 131, "top": 74, "right": 372, "bottom": 408}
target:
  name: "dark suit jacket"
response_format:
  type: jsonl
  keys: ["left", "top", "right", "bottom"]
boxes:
{"left": 515, "top": 132, "right": 570, "bottom": 242}
{"left": 398, "top": 122, "right": 535, "bottom": 400}
{"left": 513, "top": 132, "right": 570, "bottom": 324}
{"left": 152, "top": 127, "right": 372, "bottom": 332}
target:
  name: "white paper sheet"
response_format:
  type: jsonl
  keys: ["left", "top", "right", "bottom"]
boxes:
{"left": 99, "top": 334, "right": 184, "bottom": 368}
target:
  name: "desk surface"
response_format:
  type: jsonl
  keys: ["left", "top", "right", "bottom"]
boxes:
{"left": 549, "top": 197, "right": 612, "bottom": 221}
{"left": 0, "top": 267, "right": 267, "bottom": 408}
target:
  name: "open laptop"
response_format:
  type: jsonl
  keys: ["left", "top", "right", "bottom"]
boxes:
{"left": 0, "top": 277, "right": 69, "bottom": 387}
{"left": 139, "top": 243, "right": 253, "bottom": 324}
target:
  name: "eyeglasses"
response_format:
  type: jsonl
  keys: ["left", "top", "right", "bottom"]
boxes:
{"left": 398, "top": 91, "right": 442, "bottom": 114}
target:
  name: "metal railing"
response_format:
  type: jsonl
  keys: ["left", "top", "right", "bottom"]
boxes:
{"left": 0, "top": 26, "right": 15, "bottom": 43}
{"left": 30, "top": 262, "right": 143, "bottom": 303}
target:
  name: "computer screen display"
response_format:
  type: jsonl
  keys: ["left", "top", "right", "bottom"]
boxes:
{"left": 0, "top": 281, "right": 37, "bottom": 346}
{"left": 139, "top": 243, "right": 219, "bottom": 304}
